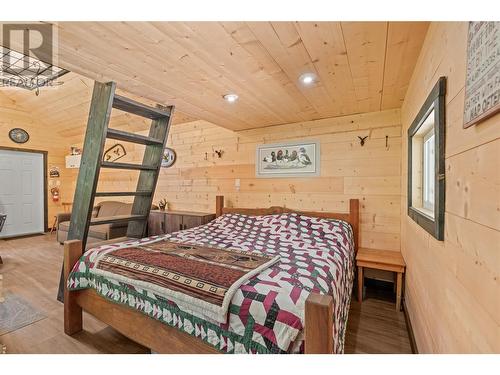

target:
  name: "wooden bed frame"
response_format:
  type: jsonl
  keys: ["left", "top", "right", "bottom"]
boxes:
{"left": 64, "top": 195, "right": 359, "bottom": 354}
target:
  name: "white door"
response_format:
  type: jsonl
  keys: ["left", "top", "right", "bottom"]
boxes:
{"left": 0, "top": 149, "right": 44, "bottom": 238}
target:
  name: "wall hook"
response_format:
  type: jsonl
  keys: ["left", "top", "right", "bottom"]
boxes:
{"left": 214, "top": 150, "right": 224, "bottom": 158}
{"left": 385, "top": 135, "right": 389, "bottom": 150}
{"left": 358, "top": 136, "right": 368, "bottom": 146}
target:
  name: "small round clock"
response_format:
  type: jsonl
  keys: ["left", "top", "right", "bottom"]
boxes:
{"left": 9, "top": 128, "right": 30, "bottom": 144}
{"left": 161, "top": 147, "right": 176, "bottom": 168}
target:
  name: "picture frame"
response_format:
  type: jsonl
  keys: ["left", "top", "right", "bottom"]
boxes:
{"left": 8, "top": 128, "right": 29, "bottom": 144}
{"left": 256, "top": 140, "right": 320, "bottom": 178}
{"left": 463, "top": 21, "right": 500, "bottom": 128}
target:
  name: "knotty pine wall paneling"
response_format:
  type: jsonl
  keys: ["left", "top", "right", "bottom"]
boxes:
{"left": 153, "top": 109, "right": 403, "bottom": 251}
{"left": 400, "top": 22, "right": 500, "bottom": 353}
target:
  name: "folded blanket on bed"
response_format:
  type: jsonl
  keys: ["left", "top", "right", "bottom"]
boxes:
{"left": 91, "top": 241, "right": 280, "bottom": 323}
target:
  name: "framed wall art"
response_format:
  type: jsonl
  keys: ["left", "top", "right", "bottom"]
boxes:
{"left": 463, "top": 21, "right": 500, "bottom": 128}
{"left": 8, "top": 128, "right": 30, "bottom": 144}
{"left": 161, "top": 147, "right": 177, "bottom": 168}
{"left": 103, "top": 143, "right": 127, "bottom": 163}
{"left": 256, "top": 140, "right": 320, "bottom": 178}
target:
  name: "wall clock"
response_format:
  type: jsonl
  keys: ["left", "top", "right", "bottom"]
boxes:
{"left": 161, "top": 147, "right": 176, "bottom": 168}
{"left": 9, "top": 128, "right": 30, "bottom": 144}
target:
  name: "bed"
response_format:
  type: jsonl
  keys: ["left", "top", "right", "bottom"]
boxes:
{"left": 64, "top": 196, "right": 359, "bottom": 354}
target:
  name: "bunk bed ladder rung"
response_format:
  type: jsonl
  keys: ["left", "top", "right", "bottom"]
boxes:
{"left": 106, "top": 128, "right": 163, "bottom": 146}
{"left": 57, "top": 81, "right": 174, "bottom": 303}
{"left": 95, "top": 191, "right": 152, "bottom": 197}
{"left": 90, "top": 214, "right": 148, "bottom": 226}
{"left": 101, "top": 161, "right": 157, "bottom": 171}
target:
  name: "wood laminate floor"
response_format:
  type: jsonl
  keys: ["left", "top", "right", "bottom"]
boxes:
{"left": 0, "top": 234, "right": 412, "bottom": 354}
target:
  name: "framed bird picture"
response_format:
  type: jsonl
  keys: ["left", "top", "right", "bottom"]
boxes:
{"left": 256, "top": 140, "right": 320, "bottom": 178}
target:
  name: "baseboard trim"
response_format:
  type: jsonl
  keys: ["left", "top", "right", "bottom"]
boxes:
{"left": 403, "top": 299, "right": 418, "bottom": 354}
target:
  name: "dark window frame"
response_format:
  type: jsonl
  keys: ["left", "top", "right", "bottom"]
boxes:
{"left": 407, "top": 76, "right": 446, "bottom": 240}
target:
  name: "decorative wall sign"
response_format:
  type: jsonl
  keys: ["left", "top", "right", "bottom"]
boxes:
{"left": 103, "top": 143, "right": 127, "bottom": 163}
{"left": 161, "top": 147, "right": 177, "bottom": 168}
{"left": 70, "top": 146, "right": 82, "bottom": 155}
{"left": 49, "top": 166, "right": 60, "bottom": 178}
{"left": 256, "top": 141, "right": 320, "bottom": 178}
{"left": 8, "top": 128, "right": 30, "bottom": 144}
{"left": 463, "top": 21, "right": 500, "bottom": 128}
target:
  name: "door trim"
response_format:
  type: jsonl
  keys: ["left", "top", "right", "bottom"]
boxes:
{"left": 0, "top": 146, "right": 49, "bottom": 234}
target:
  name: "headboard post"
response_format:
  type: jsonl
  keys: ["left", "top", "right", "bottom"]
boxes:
{"left": 215, "top": 195, "right": 224, "bottom": 217}
{"left": 349, "top": 199, "right": 359, "bottom": 253}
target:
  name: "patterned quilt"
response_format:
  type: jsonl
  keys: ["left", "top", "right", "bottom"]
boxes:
{"left": 92, "top": 242, "right": 279, "bottom": 323}
{"left": 68, "top": 212, "right": 355, "bottom": 354}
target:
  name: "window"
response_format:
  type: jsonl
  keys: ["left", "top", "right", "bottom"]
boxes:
{"left": 422, "top": 128, "right": 435, "bottom": 212}
{"left": 407, "top": 77, "right": 446, "bottom": 240}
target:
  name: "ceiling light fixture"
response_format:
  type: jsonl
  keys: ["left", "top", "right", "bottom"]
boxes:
{"left": 299, "top": 72, "right": 317, "bottom": 85}
{"left": 223, "top": 93, "right": 239, "bottom": 103}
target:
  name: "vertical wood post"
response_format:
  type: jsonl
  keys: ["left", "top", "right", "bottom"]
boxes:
{"left": 358, "top": 266, "right": 364, "bottom": 302}
{"left": 127, "top": 105, "right": 173, "bottom": 238}
{"left": 396, "top": 272, "right": 403, "bottom": 311}
{"left": 215, "top": 195, "right": 224, "bottom": 217}
{"left": 349, "top": 199, "right": 359, "bottom": 253}
{"left": 57, "top": 82, "right": 116, "bottom": 302}
{"left": 0, "top": 274, "right": 4, "bottom": 303}
{"left": 64, "top": 240, "right": 83, "bottom": 335}
{"left": 304, "top": 293, "right": 334, "bottom": 354}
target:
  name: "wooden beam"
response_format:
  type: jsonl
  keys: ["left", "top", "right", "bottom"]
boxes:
{"left": 215, "top": 195, "right": 224, "bottom": 217}
{"left": 57, "top": 81, "right": 116, "bottom": 302}
{"left": 304, "top": 293, "right": 334, "bottom": 353}
{"left": 127, "top": 105, "right": 174, "bottom": 238}
{"left": 349, "top": 198, "right": 360, "bottom": 253}
{"left": 113, "top": 94, "right": 172, "bottom": 119}
{"left": 64, "top": 240, "right": 83, "bottom": 335}
{"left": 75, "top": 289, "right": 219, "bottom": 353}
{"left": 67, "top": 81, "right": 116, "bottom": 247}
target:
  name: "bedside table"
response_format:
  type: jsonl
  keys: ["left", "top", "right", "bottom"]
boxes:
{"left": 356, "top": 248, "right": 406, "bottom": 311}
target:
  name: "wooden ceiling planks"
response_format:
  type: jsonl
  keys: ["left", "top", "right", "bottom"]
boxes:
{"left": 294, "top": 22, "right": 358, "bottom": 116}
{"left": 381, "top": 22, "right": 431, "bottom": 109}
{"left": 1, "top": 21, "right": 429, "bottom": 131}
{"left": 340, "top": 22, "right": 388, "bottom": 113}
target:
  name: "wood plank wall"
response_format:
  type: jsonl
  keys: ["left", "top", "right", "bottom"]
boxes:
{"left": 151, "top": 109, "right": 402, "bottom": 251}
{"left": 63, "top": 107, "right": 402, "bottom": 253}
{"left": 0, "top": 94, "right": 73, "bottom": 224}
{"left": 400, "top": 22, "right": 500, "bottom": 353}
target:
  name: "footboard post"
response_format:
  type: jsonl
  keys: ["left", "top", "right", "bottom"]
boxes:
{"left": 304, "top": 293, "right": 334, "bottom": 354}
{"left": 64, "top": 239, "right": 83, "bottom": 335}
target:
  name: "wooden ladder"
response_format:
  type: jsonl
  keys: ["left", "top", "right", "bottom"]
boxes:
{"left": 57, "top": 81, "right": 174, "bottom": 301}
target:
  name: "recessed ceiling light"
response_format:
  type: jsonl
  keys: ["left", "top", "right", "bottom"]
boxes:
{"left": 223, "top": 93, "right": 239, "bottom": 103}
{"left": 299, "top": 72, "right": 317, "bottom": 85}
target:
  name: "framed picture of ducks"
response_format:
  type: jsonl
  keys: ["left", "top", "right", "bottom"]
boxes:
{"left": 256, "top": 140, "right": 320, "bottom": 178}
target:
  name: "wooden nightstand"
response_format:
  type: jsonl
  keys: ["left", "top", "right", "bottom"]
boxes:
{"left": 356, "top": 248, "right": 406, "bottom": 311}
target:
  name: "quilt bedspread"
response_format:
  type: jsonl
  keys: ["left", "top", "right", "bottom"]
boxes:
{"left": 68, "top": 212, "right": 355, "bottom": 354}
